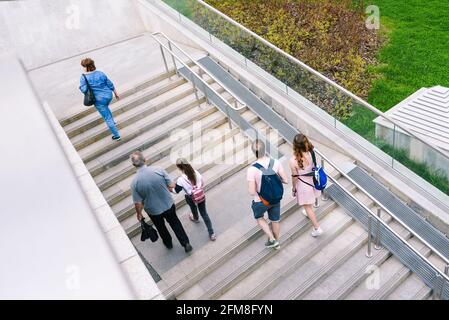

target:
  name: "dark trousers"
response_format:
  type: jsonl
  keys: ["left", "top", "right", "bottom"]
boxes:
{"left": 149, "top": 204, "right": 190, "bottom": 247}
{"left": 185, "top": 195, "right": 214, "bottom": 235}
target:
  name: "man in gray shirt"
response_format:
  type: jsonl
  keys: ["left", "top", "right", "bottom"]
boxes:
{"left": 130, "top": 151, "right": 192, "bottom": 253}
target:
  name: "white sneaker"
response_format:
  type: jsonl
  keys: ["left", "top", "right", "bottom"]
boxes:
{"left": 311, "top": 227, "right": 323, "bottom": 237}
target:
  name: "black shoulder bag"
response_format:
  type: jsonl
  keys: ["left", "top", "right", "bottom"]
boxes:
{"left": 140, "top": 219, "right": 159, "bottom": 242}
{"left": 82, "top": 74, "right": 96, "bottom": 106}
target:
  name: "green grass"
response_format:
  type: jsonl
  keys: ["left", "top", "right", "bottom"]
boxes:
{"left": 163, "top": 0, "right": 193, "bottom": 17}
{"left": 381, "top": 146, "right": 449, "bottom": 195}
{"left": 368, "top": 0, "right": 449, "bottom": 111}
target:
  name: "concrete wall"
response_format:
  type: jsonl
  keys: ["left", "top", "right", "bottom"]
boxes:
{"left": 135, "top": 0, "right": 203, "bottom": 51}
{"left": 0, "top": 55, "right": 136, "bottom": 299}
{"left": 0, "top": 0, "right": 146, "bottom": 70}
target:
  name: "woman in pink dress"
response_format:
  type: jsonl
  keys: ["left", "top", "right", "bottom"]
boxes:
{"left": 289, "top": 134, "right": 323, "bottom": 237}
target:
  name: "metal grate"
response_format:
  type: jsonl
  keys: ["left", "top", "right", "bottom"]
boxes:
{"left": 327, "top": 183, "right": 449, "bottom": 299}
{"left": 348, "top": 166, "right": 449, "bottom": 260}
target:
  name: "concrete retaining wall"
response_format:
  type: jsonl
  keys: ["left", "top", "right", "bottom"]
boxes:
{"left": 0, "top": 0, "right": 145, "bottom": 70}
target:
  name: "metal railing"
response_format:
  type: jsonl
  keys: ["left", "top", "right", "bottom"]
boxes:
{"left": 150, "top": 31, "right": 449, "bottom": 298}
{"left": 191, "top": 0, "right": 448, "bottom": 161}
{"left": 151, "top": 31, "right": 246, "bottom": 112}
{"left": 150, "top": 32, "right": 250, "bottom": 134}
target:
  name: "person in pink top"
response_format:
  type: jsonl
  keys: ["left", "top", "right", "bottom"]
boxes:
{"left": 289, "top": 134, "right": 323, "bottom": 237}
{"left": 247, "top": 139, "right": 288, "bottom": 249}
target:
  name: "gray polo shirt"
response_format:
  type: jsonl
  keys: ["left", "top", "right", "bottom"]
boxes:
{"left": 131, "top": 166, "right": 174, "bottom": 216}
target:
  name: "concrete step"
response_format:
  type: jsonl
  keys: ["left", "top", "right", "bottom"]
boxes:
{"left": 177, "top": 185, "right": 350, "bottom": 300}
{"left": 225, "top": 179, "right": 358, "bottom": 300}
{"left": 237, "top": 187, "right": 372, "bottom": 301}
{"left": 64, "top": 75, "right": 186, "bottom": 138}
{"left": 113, "top": 120, "right": 267, "bottom": 223}
{"left": 71, "top": 78, "right": 214, "bottom": 150}
{"left": 118, "top": 125, "right": 284, "bottom": 238}
{"left": 161, "top": 172, "right": 343, "bottom": 299}
{"left": 59, "top": 69, "right": 177, "bottom": 127}
{"left": 387, "top": 274, "right": 432, "bottom": 300}
{"left": 80, "top": 101, "right": 217, "bottom": 165}
{"left": 101, "top": 109, "right": 261, "bottom": 209}
{"left": 346, "top": 237, "right": 430, "bottom": 300}
{"left": 95, "top": 109, "right": 259, "bottom": 192}
{"left": 303, "top": 219, "right": 411, "bottom": 300}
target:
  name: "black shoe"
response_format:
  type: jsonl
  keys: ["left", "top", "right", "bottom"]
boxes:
{"left": 112, "top": 135, "right": 121, "bottom": 141}
{"left": 184, "top": 243, "right": 193, "bottom": 253}
{"left": 164, "top": 242, "right": 173, "bottom": 249}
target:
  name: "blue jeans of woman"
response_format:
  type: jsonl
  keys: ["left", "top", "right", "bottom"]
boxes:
{"left": 185, "top": 195, "right": 214, "bottom": 235}
{"left": 95, "top": 97, "right": 119, "bottom": 138}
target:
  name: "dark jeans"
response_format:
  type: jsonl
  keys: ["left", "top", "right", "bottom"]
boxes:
{"left": 149, "top": 204, "right": 190, "bottom": 247}
{"left": 185, "top": 195, "right": 214, "bottom": 235}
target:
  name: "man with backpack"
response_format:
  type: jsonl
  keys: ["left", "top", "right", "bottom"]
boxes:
{"left": 247, "top": 139, "right": 288, "bottom": 249}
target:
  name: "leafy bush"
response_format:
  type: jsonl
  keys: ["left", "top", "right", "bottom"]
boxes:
{"left": 185, "top": 0, "right": 382, "bottom": 119}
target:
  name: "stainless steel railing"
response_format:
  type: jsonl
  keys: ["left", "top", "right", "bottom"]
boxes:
{"left": 151, "top": 32, "right": 247, "bottom": 133}
{"left": 152, "top": 31, "right": 246, "bottom": 111}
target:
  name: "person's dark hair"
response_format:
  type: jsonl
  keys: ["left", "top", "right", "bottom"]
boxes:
{"left": 251, "top": 139, "right": 266, "bottom": 159}
{"left": 293, "top": 134, "right": 314, "bottom": 169}
{"left": 81, "top": 58, "right": 96, "bottom": 72}
{"left": 176, "top": 158, "right": 197, "bottom": 185}
{"left": 130, "top": 151, "right": 145, "bottom": 168}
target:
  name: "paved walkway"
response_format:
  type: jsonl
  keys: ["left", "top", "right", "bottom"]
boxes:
{"left": 28, "top": 35, "right": 205, "bottom": 119}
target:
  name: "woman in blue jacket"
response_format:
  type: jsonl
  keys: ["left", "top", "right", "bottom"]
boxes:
{"left": 79, "top": 58, "right": 121, "bottom": 141}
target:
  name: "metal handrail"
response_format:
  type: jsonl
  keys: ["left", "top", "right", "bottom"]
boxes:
{"left": 316, "top": 148, "right": 449, "bottom": 269}
{"left": 151, "top": 31, "right": 246, "bottom": 111}
{"left": 193, "top": 0, "right": 449, "bottom": 160}
{"left": 150, "top": 32, "right": 246, "bottom": 135}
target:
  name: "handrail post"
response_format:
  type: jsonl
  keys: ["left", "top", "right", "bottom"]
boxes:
{"left": 234, "top": 99, "right": 240, "bottom": 112}
{"left": 167, "top": 41, "right": 178, "bottom": 76}
{"left": 225, "top": 104, "right": 233, "bottom": 130}
{"left": 366, "top": 216, "right": 373, "bottom": 258}
{"left": 313, "top": 197, "right": 319, "bottom": 208}
{"left": 375, "top": 207, "right": 382, "bottom": 250}
{"left": 189, "top": 72, "right": 201, "bottom": 108}
{"left": 433, "top": 274, "right": 444, "bottom": 300}
{"left": 445, "top": 264, "right": 449, "bottom": 276}
{"left": 159, "top": 45, "right": 170, "bottom": 78}
{"left": 321, "top": 158, "right": 329, "bottom": 201}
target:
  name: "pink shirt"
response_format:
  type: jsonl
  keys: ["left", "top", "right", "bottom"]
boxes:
{"left": 247, "top": 157, "right": 285, "bottom": 202}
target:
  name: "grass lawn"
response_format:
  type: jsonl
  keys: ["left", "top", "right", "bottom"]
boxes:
{"left": 368, "top": 0, "right": 449, "bottom": 111}
{"left": 163, "top": 0, "right": 192, "bottom": 17}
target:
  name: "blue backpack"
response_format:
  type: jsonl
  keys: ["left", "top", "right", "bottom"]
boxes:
{"left": 253, "top": 158, "right": 284, "bottom": 205}
{"left": 295, "top": 150, "right": 327, "bottom": 191}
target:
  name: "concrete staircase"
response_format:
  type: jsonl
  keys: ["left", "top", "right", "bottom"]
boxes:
{"left": 157, "top": 164, "right": 436, "bottom": 300}
{"left": 61, "top": 65, "right": 440, "bottom": 300}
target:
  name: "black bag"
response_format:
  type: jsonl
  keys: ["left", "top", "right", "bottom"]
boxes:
{"left": 140, "top": 219, "right": 159, "bottom": 242}
{"left": 82, "top": 74, "right": 95, "bottom": 106}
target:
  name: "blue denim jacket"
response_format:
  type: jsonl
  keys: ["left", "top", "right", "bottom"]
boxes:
{"left": 79, "top": 71, "right": 115, "bottom": 105}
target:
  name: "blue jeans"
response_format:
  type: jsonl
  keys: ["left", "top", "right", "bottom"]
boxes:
{"left": 185, "top": 195, "right": 215, "bottom": 235}
{"left": 95, "top": 99, "right": 119, "bottom": 138}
